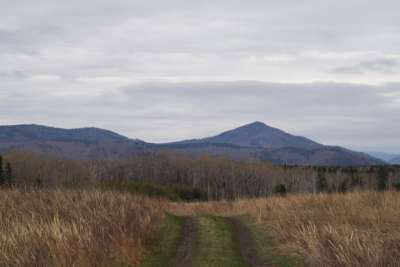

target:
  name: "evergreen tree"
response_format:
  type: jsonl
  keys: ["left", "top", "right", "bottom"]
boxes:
{"left": 377, "top": 166, "right": 389, "bottom": 191}
{"left": 316, "top": 173, "right": 328, "bottom": 193}
{"left": 350, "top": 174, "right": 362, "bottom": 189}
{"left": 274, "top": 184, "right": 287, "bottom": 196}
{"left": 5, "top": 162, "right": 13, "bottom": 186}
{"left": 0, "top": 156, "right": 4, "bottom": 186}
{"left": 36, "top": 177, "right": 43, "bottom": 189}
{"left": 339, "top": 180, "right": 347, "bottom": 193}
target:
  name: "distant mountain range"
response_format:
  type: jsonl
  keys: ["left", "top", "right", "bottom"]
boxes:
{"left": 0, "top": 122, "right": 385, "bottom": 166}
{"left": 0, "top": 124, "right": 152, "bottom": 159}
{"left": 367, "top": 152, "right": 400, "bottom": 165}
{"left": 390, "top": 156, "right": 400, "bottom": 164}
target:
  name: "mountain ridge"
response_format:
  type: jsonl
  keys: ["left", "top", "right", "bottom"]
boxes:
{"left": 0, "top": 124, "right": 152, "bottom": 159}
{"left": 390, "top": 156, "right": 400, "bottom": 165}
{"left": 0, "top": 122, "right": 384, "bottom": 165}
{"left": 367, "top": 152, "right": 400, "bottom": 164}
{"left": 0, "top": 124, "right": 132, "bottom": 143}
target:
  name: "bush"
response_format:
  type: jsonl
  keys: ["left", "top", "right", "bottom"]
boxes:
{"left": 376, "top": 167, "right": 389, "bottom": 191}
{"left": 393, "top": 183, "right": 400, "bottom": 191}
{"left": 274, "top": 184, "right": 287, "bottom": 196}
{"left": 100, "top": 181, "right": 207, "bottom": 202}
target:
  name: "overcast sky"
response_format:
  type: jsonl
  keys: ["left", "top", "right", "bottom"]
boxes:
{"left": 1, "top": 0, "right": 400, "bottom": 153}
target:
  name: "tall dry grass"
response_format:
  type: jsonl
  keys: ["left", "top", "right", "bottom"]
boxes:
{"left": 170, "top": 191, "right": 400, "bottom": 267}
{"left": 0, "top": 188, "right": 166, "bottom": 267}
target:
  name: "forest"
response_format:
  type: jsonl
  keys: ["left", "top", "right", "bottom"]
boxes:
{"left": 1, "top": 151, "right": 399, "bottom": 200}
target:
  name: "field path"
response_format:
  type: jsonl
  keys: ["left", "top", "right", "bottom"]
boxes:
{"left": 232, "top": 217, "right": 269, "bottom": 267}
{"left": 140, "top": 215, "right": 293, "bottom": 267}
{"left": 193, "top": 216, "right": 248, "bottom": 267}
{"left": 170, "top": 217, "right": 196, "bottom": 267}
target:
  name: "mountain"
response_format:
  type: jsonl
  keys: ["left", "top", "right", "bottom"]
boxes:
{"left": 0, "top": 125, "right": 153, "bottom": 159}
{"left": 176, "top": 121, "right": 323, "bottom": 150}
{"left": 367, "top": 152, "right": 399, "bottom": 163}
{"left": 260, "top": 146, "right": 382, "bottom": 166}
{"left": 0, "top": 124, "right": 129, "bottom": 143}
{"left": 0, "top": 122, "right": 384, "bottom": 166}
{"left": 167, "top": 122, "right": 383, "bottom": 166}
{"left": 159, "top": 142, "right": 262, "bottom": 160}
{"left": 390, "top": 156, "right": 400, "bottom": 165}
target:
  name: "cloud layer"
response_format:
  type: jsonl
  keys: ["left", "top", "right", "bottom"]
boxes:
{"left": 1, "top": 80, "right": 400, "bottom": 152}
{"left": 1, "top": 1, "right": 400, "bottom": 152}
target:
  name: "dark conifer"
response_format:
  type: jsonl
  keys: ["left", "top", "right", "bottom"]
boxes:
{"left": 0, "top": 156, "right": 4, "bottom": 186}
{"left": 5, "top": 162, "right": 13, "bottom": 186}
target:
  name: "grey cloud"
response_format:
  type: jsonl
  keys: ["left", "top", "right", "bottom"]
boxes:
{"left": 1, "top": 1, "right": 400, "bottom": 153}
{"left": 333, "top": 59, "right": 399, "bottom": 74}
{"left": 3, "top": 80, "right": 399, "bottom": 152}
{"left": 1, "top": 0, "right": 400, "bottom": 84}
{"left": 0, "top": 70, "right": 28, "bottom": 79}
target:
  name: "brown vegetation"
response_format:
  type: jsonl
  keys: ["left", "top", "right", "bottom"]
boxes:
{"left": 0, "top": 188, "right": 166, "bottom": 267}
{"left": 170, "top": 191, "right": 400, "bottom": 267}
{"left": 4, "top": 151, "right": 400, "bottom": 200}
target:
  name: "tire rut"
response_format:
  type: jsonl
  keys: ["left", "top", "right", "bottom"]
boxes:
{"left": 232, "top": 217, "right": 269, "bottom": 267}
{"left": 170, "top": 217, "right": 196, "bottom": 267}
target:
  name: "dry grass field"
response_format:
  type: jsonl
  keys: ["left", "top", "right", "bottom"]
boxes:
{"left": 248, "top": 191, "right": 400, "bottom": 266}
{"left": 1, "top": 188, "right": 399, "bottom": 267}
{"left": 0, "top": 189, "right": 166, "bottom": 267}
{"left": 170, "top": 191, "right": 400, "bottom": 267}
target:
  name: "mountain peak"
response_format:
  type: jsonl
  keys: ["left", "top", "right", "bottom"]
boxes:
{"left": 240, "top": 121, "right": 270, "bottom": 130}
{"left": 197, "top": 121, "right": 323, "bottom": 150}
{"left": 246, "top": 121, "right": 267, "bottom": 127}
{"left": 238, "top": 121, "right": 289, "bottom": 132}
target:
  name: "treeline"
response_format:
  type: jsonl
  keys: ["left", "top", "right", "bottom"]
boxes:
{"left": 2, "top": 151, "right": 400, "bottom": 200}
{"left": 0, "top": 155, "right": 14, "bottom": 186}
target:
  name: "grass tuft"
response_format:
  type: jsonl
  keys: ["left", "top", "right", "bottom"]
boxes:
{"left": 194, "top": 216, "right": 248, "bottom": 267}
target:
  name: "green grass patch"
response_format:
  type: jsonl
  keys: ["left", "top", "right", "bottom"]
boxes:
{"left": 194, "top": 216, "right": 248, "bottom": 267}
{"left": 239, "top": 216, "right": 305, "bottom": 267}
{"left": 139, "top": 215, "right": 184, "bottom": 267}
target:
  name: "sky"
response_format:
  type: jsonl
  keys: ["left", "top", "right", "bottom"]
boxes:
{"left": 1, "top": 0, "right": 400, "bottom": 153}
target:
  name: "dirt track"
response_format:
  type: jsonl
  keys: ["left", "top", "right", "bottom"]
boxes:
{"left": 170, "top": 217, "right": 196, "bottom": 267}
{"left": 170, "top": 216, "right": 268, "bottom": 267}
{"left": 232, "top": 217, "right": 268, "bottom": 267}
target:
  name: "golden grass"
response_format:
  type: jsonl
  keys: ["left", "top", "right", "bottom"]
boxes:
{"left": 3, "top": 188, "right": 399, "bottom": 266}
{"left": 0, "top": 188, "right": 166, "bottom": 267}
{"left": 170, "top": 191, "right": 400, "bottom": 267}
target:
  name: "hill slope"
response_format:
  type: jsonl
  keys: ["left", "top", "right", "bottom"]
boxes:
{"left": 167, "top": 122, "right": 383, "bottom": 166}
{"left": 260, "top": 146, "right": 382, "bottom": 166}
{"left": 0, "top": 125, "right": 153, "bottom": 159}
